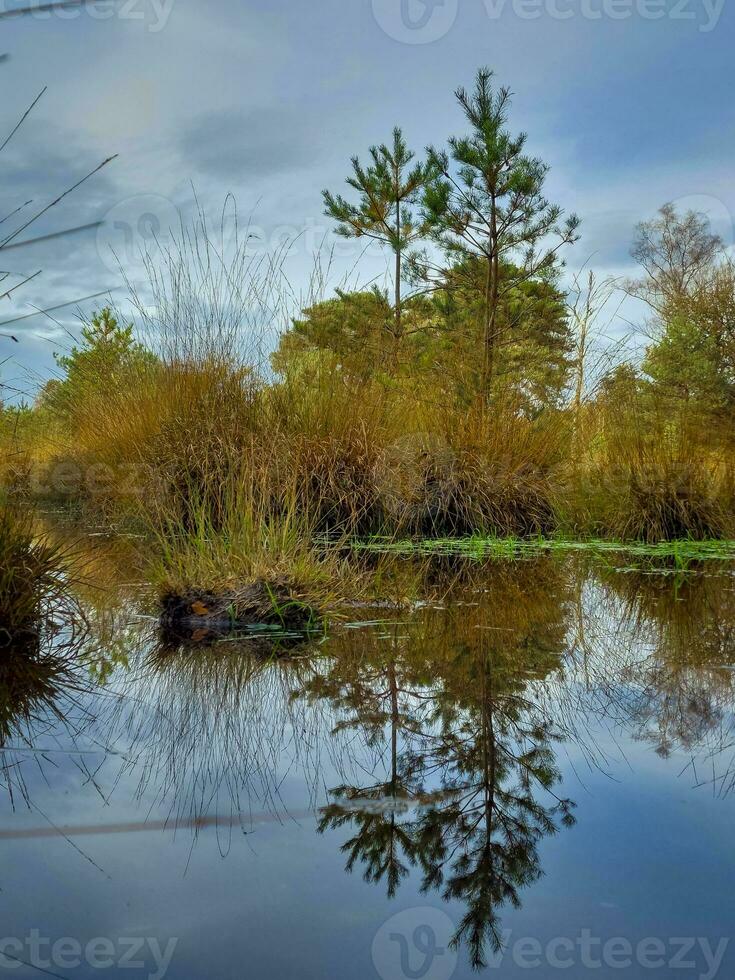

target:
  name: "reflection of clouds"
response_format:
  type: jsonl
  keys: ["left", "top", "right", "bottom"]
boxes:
{"left": 567, "top": 563, "right": 735, "bottom": 786}
{"left": 112, "top": 650, "right": 343, "bottom": 824}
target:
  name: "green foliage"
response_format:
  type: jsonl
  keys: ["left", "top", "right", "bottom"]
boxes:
{"left": 431, "top": 256, "right": 573, "bottom": 412}
{"left": 643, "top": 314, "right": 724, "bottom": 407}
{"left": 626, "top": 203, "right": 734, "bottom": 422}
{"left": 0, "top": 403, "right": 44, "bottom": 492}
{"left": 41, "top": 307, "right": 155, "bottom": 424}
{"left": 597, "top": 362, "right": 641, "bottom": 407}
{"left": 272, "top": 287, "right": 435, "bottom": 383}
{"left": 323, "top": 127, "right": 434, "bottom": 255}
{"left": 642, "top": 260, "right": 735, "bottom": 417}
{"left": 274, "top": 257, "right": 572, "bottom": 415}
{"left": 272, "top": 288, "right": 394, "bottom": 380}
{"left": 0, "top": 402, "right": 33, "bottom": 443}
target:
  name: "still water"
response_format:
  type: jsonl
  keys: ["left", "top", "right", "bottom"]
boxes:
{"left": 2, "top": 542, "right": 735, "bottom": 979}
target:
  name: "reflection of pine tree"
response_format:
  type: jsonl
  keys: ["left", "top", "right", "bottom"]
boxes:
{"left": 308, "top": 621, "right": 440, "bottom": 897}
{"left": 319, "top": 789, "right": 420, "bottom": 898}
{"left": 414, "top": 649, "right": 576, "bottom": 968}
{"left": 314, "top": 561, "right": 576, "bottom": 968}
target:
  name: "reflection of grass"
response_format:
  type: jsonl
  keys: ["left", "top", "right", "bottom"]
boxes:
{"left": 0, "top": 652, "right": 83, "bottom": 746}
{"left": 0, "top": 503, "right": 75, "bottom": 652}
{"left": 354, "top": 534, "right": 735, "bottom": 567}
{"left": 600, "top": 561, "right": 735, "bottom": 664}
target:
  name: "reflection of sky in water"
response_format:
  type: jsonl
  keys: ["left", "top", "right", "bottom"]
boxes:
{"left": 2, "top": 556, "right": 735, "bottom": 978}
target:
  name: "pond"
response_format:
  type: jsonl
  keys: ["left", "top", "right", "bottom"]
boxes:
{"left": 2, "top": 535, "right": 734, "bottom": 980}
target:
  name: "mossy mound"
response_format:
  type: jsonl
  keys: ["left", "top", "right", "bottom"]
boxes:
{"left": 159, "top": 581, "right": 323, "bottom": 640}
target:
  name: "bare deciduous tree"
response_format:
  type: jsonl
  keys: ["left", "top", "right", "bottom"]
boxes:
{"left": 628, "top": 203, "right": 723, "bottom": 314}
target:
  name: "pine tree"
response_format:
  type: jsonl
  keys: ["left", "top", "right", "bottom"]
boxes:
{"left": 431, "top": 256, "right": 573, "bottom": 413}
{"left": 45, "top": 308, "right": 155, "bottom": 421}
{"left": 323, "top": 128, "right": 435, "bottom": 366}
{"left": 418, "top": 68, "right": 579, "bottom": 406}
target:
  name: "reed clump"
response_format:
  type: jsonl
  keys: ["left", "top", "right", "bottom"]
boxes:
{"left": 382, "top": 407, "right": 561, "bottom": 538}
{"left": 274, "top": 381, "right": 389, "bottom": 536}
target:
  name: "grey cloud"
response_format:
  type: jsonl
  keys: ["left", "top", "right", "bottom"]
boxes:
{"left": 178, "top": 106, "right": 322, "bottom": 182}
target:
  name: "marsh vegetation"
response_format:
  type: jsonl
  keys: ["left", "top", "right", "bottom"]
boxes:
{"left": 2, "top": 68, "right": 735, "bottom": 620}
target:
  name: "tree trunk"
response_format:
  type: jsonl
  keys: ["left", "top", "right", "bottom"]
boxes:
{"left": 482, "top": 197, "right": 500, "bottom": 410}
{"left": 389, "top": 659, "right": 399, "bottom": 796}
{"left": 482, "top": 255, "right": 493, "bottom": 407}
{"left": 393, "top": 194, "right": 402, "bottom": 373}
{"left": 573, "top": 318, "right": 587, "bottom": 422}
{"left": 573, "top": 273, "right": 594, "bottom": 449}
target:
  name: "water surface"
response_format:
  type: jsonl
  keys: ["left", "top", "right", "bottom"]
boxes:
{"left": 2, "top": 543, "right": 734, "bottom": 979}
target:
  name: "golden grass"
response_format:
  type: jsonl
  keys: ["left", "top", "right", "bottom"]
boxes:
{"left": 563, "top": 398, "right": 735, "bottom": 542}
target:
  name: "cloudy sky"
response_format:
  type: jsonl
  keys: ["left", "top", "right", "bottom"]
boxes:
{"left": 1, "top": 0, "right": 733, "bottom": 398}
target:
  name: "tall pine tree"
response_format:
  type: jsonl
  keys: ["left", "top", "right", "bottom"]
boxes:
{"left": 323, "top": 128, "right": 435, "bottom": 367}
{"left": 418, "top": 68, "right": 579, "bottom": 406}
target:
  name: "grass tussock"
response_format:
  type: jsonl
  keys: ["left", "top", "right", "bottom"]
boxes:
{"left": 383, "top": 409, "right": 561, "bottom": 537}
{"left": 565, "top": 399, "right": 735, "bottom": 542}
